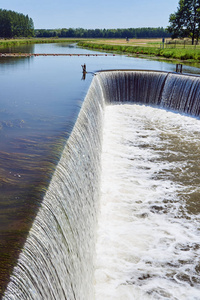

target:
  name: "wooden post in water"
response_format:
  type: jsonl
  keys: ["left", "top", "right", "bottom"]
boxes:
{"left": 176, "top": 64, "right": 183, "bottom": 73}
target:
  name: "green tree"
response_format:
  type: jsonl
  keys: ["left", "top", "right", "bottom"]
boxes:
{"left": 35, "top": 27, "right": 170, "bottom": 39}
{"left": 168, "top": 0, "right": 200, "bottom": 44}
{"left": 0, "top": 9, "right": 34, "bottom": 38}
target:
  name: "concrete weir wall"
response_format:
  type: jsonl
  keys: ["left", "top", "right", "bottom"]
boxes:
{"left": 3, "top": 70, "right": 200, "bottom": 300}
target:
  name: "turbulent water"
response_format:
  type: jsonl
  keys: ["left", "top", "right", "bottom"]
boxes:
{"left": 3, "top": 70, "right": 200, "bottom": 300}
{"left": 95, "top": 104, "right": 200, "bottom": 300}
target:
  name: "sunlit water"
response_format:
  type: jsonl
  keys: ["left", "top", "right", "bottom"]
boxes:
{"left": 95, "top": 104, "right": 200, "bottom": 300}
{"left": 1, "top": 42, "right": 200, "bottom": 296}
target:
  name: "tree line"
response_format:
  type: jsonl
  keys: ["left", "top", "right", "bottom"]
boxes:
{"left": 35, "top": 27, "right": 170, "bottom": 39}
{"left": 2, "top": 2, "right": 200, "bottom": 44}
{"left": 0, "top": 9, "right": 34, "bottom": 38}
{"left": 168, "top": 0, "right": 200, "bottom": 44}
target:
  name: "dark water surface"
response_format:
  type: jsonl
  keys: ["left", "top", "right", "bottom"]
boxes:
{"left": 0, "top": 42, "right": 200, "bottom": 295}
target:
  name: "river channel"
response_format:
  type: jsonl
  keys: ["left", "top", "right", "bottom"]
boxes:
{"left": 0, "top": 42, "right": 200, "bottom": 297}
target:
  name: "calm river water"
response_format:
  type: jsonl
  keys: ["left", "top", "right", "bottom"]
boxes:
{"left": 0, "top": 42, "right": 200, "bottom": 296}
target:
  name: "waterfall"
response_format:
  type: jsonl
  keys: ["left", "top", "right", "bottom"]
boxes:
{"left": 97, "top": 70, "right": 200, "bottom": 116}
{"left": 3, "top": 76, "right": 105, "bottom": 300}
{"left": 3, "top": 70, "right": 200, "bottom": 300}
{"left": 97, "top": 70, "right": 168, "bottom": 105}
{"left": 161, "top": 73, "right": 200, "bottom": 116}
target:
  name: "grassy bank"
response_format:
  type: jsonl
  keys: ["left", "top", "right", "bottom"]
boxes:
{"left": 0, "top": 38, "right": 80, "bottom": 49}
{"left": 77, "top": 40, "right": 200, "bottom": 62}
{"left": 1, "top": 37, "right": 200, "bottom": 63}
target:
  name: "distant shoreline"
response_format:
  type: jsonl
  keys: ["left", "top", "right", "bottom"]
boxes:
{"left": 1, "top": 37, "right": 200, "bottom": 64}
{"left": 0, "top": 38, "right": 81, "bottom": 49}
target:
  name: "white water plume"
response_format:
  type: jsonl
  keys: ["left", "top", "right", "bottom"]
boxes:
{"left": 95, "top": 104, "right": 200, "bottom": 300}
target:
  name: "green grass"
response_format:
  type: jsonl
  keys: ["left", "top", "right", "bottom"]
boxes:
{"left": 1, "top": 38, "right": 200, "bottom": 62}
{"left": 77, "top": 41, "right": 200, "bottom": 62}
{"left": 0, "top": 38, "right": 80, "bottom": 49}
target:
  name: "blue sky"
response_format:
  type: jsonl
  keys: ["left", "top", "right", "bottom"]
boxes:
{"left": 1, "top": 0, "right": 179, "bottom": 29}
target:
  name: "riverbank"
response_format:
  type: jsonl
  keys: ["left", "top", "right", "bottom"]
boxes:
{"left": 1, "top": 37, "right": 200, "bottom": 64}
{"left": 77, "top": 39, "right": 200, "bottom": 63}
{"left": 0, "top": 38, "right": 80, "bottom": 49}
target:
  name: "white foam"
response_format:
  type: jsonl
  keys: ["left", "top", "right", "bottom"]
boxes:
{"left": 95, "top": 104, "right": 200, "bottom": 300}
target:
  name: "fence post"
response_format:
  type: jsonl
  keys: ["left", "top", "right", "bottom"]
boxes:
{"left": 162, "top": 38, "right": 165, "bottom": 49}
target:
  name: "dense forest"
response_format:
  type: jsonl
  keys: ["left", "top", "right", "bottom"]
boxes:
{"left": 0, "top": 9, "right": 34, "bottom": 38}
{"left": 35, "top": 27, "right": 171, "bottom": 39}
{"left": 0, "top": 8, "right": 170, "bottom": 39}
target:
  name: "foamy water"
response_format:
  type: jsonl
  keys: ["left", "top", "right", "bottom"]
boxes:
{"left": 95, "top": 104, "right": 200, "bottom": 300}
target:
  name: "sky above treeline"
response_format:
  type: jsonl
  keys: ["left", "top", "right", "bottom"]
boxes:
{"left": 1, "top": 0, "right": 178, "bottom": 29}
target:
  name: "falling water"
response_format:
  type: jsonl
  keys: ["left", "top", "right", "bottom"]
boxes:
{"left": 3, "top": 70, "right": 200, "bottom": 299}
{"left": 161, "top": 73, "right": 200, "bottom": 116}
{"left": 3, "top": 76, "right": 105, "bottom": 300}
{"left": 98, "top": 71, "right": 200, "bottom": 117}
{"left": 97, "top": 70, "right": 168, "bottom": 105}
